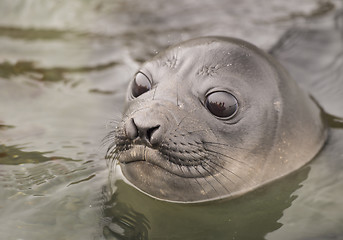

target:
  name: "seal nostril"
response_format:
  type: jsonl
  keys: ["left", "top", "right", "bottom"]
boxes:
{"left": 125, "top": 118, "right": 139, "bottom": 140}
{"left": 147, "top": 125, "right": 160, "bottom": 144}
{"left": 126, "top": 117, "right": 162, "bottom": 146}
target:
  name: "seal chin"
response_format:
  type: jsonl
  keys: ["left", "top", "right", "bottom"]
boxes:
{"left": 118, "top": 145, "right": 210, "bottom": 179}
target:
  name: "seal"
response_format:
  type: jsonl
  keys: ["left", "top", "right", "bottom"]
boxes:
{"left": 106, "top": 37, "right": 327, "bottom": 203}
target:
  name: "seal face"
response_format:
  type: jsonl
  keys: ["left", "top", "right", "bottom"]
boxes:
{"left": 106, "top": 37, "right": 327, "bottom": 203}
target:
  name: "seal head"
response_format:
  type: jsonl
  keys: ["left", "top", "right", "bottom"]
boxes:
{"left": 107, "top": 37, "right": 327, "bottom": 203}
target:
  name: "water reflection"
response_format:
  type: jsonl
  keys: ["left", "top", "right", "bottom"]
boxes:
{"left": 0, "top": 60, "right": 119, "bottom": 82}
{"left": 0, "top": 144, "right": 77, "bottom": 165}
{"left": 103, "top": 166, "right": 310, "bottom": 240}
{"left": 326, "top": 113, "right": 343, "bottom": 129}
{"left": 0, "top": 145, "right": 107, "bottom": 239}
{"left": 103, "top": 191, "right": 150, "bottom": 240}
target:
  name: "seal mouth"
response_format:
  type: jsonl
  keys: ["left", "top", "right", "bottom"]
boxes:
{"left": 117, "top": 145, "right": 211, "bottom": 178}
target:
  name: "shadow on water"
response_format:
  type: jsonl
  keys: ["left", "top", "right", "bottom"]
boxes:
{"left": 0, "top": 60, "right": 118, "bottom": 82}
{"left": 102, "top": 165, "right": 310, "bottom": 240}
{"left": 0, "top": 26, "right": 75, "bottom": 40}
{"left": 103, "top": 191, "right": 150, "bottom": 240}
{"left": 325, "top": 113, "right": 343, "bottom": 129}
{"left": 0, "top": 144, "right": 79, "bottom": 165}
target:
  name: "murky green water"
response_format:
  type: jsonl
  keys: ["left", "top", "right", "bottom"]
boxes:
{"left": 0, "top": 0, "right": 342, "bottom": 239}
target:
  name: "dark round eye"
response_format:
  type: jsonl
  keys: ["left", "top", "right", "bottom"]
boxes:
{"left": 205, "top": 91, "right": 238, "bottom": 118}
{"left": 131, "top": 72, "right": 152, "bottom": 98}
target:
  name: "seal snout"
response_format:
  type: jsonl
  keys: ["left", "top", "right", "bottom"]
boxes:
{"left": 125, "top": 117, "right": 163, "bottom": 147}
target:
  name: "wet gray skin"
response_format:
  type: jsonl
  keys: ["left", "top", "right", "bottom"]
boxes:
{"left": 107, "top": 37, "right": 327, "bottom": 202}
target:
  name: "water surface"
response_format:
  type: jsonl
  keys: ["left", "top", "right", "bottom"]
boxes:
{"left": 0, "top": 0, "right": 342, "bottom": 239}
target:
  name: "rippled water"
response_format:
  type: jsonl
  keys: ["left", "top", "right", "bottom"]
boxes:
{"left": 0, "top": 0, "right": 342, "bottom": 239}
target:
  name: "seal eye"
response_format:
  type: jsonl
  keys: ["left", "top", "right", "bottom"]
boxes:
{"left": 131, "top": 72, "right": 152, "bottom": 98}
{"left": 205, "top": 91, "right": 238, "bottom": 119}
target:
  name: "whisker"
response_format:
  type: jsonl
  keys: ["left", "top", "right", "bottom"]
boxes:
{"left": 203, "top": 141, "right": 253, "bottom": 151}
{"left": 106, "top": 119, "right": 121, "bottom": 125}
{"left": 162, "top": 144, "right": 211, "bottom": 197}
{"left": 209, "top": 157, "right": 247, "bottom": 182}
{"left": 165, "top": 148, "right": 207, "bottom": 196}
{"left": 167, "top": 152, "right": 198, "bottom": 196}
{"left": 192, "top": 165, "right": 219, "bottom": 197}
{"left": 199, "top": 162, "right": 231, "bottom": 194}
{"left": 101, "top": 135, "right": 116, "bottom": 148}
{"left": 206, "top": 153, "right": 253, "bottom": 184}
{"left": 105, "top": 119, "right": 121, "bottom": 130}
{"left": 105, "top": 142, "right": 126, "bottom": 162}
{"left": 202, "top": 161, "right": 235, "bottom": 185}
{"left": 108, "top": 157, "right": 120, "bottom": 183}
{"left": 204, "top": 148, "right": 253, "bottom": 169}
{"left": 187, "top": 147, "right": 252, "bottom": 184}
{"left": 101, "top": 128, "right": 121, "bottom": 143}
{"left": 189, "top": 149, "right": 246, "bottom": 183}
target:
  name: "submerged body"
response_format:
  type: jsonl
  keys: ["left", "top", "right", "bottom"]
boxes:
{"left": 107, "top": 37, "right": 327, "bottom": 203}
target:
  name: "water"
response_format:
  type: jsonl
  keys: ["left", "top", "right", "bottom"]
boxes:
{"left": 0, "top": 0, "right": 342, "bottom": 239}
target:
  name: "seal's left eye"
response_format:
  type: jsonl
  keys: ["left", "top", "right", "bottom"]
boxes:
{"left": 205, "top": 91, "right": 238, "bottom": 119}
{"left": 131, "top": 72, "right": 152, "bottom": 98}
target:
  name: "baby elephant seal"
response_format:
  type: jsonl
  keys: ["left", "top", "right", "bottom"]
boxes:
{"left": 106, "top": 37, "right": 327, "bottom": 203}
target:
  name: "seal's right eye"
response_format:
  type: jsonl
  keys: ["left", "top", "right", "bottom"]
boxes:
{"left": 131, "top": 72, "right": 152, "bottom": 98}
{"left": 205, "top": 91, "right": 238, "bottom": 119}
